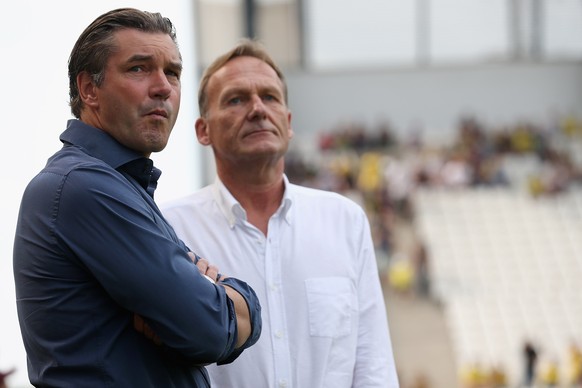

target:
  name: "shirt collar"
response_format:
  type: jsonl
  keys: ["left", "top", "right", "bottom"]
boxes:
{"left": 60, "top": 119, "right": 161, "bottom": 196}
{"left": 212, "top": 174, "right": 293, "bottom": 228}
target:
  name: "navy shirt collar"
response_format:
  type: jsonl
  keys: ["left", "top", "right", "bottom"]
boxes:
{"left": 60, "top": 119, "right": 162, "bottom": 196}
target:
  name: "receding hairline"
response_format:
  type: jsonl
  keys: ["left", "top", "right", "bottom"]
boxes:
{"left": 197, "top": 39, "right": 287, "bottom": 116}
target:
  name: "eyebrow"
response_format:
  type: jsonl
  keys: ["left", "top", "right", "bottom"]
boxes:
{"left": 127, "top": 54, "right": 154, "bottom": 63}
{"left": 127, "top": 54, "right": 183, "bottom": 71}
{"left": 224, "top": 83, "right": 282, "bottom": 95}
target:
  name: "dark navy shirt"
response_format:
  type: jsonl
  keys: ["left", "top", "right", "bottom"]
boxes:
{"left": 13, "top": 119, "right": 261, "bottom": 387}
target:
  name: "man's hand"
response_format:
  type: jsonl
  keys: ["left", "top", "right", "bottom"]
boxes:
{"left": 134, "top": 253, "right": 249, "bottom": 349}
{"left": 188, "top": 252, "right": 250, "bottom": 348}
{"left": 188, "top": 252, "right": 226, "bottom": 282}
{"left": 133, "top": 314, "right": 162, "bottom": 345}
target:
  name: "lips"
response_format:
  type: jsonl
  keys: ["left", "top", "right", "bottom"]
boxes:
{"left": 147, "top": 109, "right": 168, "bottom": 118}
{"left": 243, "top": 128, "right": 275, "bottom": 138}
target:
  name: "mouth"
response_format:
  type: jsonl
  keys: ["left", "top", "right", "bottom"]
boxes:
{"left": 243, "top": 128, "right": 275, "bottom": 138}
{"left": 146, "top": 109, "right": 168, "bottom": 118}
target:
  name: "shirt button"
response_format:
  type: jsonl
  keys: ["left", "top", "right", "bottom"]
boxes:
{"left": 270, "top": 283, "right": 278, "bottom": 291}
{"left": 278, "top": 379, "right": 287, "bottom": 387}
{"left": 275, "top": 330, "right": 283, "bottom": 339}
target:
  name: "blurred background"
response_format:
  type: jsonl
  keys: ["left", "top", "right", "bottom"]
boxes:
{"left": 2, "top": 0, "right": 582, "bottom": 387}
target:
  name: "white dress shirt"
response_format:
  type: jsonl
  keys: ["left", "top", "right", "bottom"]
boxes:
{"left": 161, "top": 176, "right": 399, "bottom": 388}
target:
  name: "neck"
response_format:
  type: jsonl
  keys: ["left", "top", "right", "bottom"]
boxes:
{"left": 218, "top": 160, "right": 286, "bottom": 235}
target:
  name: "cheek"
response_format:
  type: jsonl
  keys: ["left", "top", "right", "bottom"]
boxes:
{"left": 216, "top": 115, "right": 238, "bottom": 134}
{"left": 173, "top": 93, "right": 181, "bottom": 110}
{"left": 172, "top": 87, "right": 181, "bottom": 106}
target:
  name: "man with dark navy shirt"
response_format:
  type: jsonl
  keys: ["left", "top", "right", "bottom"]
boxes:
{"left": 13, "top": 8, "right": 261, "bottom": 387}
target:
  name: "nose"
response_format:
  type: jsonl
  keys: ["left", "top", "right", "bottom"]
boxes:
{"left": 248, "top": 95, "right": 267, "bottom": 120}
{"left": 150, "top": 70, "right": 172, "bottom": 100}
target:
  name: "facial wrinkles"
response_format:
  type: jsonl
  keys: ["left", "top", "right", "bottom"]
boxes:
{"left": 205, "top": 57, "right": 291, "bottom": 160}
{"left": 98, "top": 30, "right": 181, "bottom": 155}
{"left": 237, "top": 81, "right": 284, "bottom": 134}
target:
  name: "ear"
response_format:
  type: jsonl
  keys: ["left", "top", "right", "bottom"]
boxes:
{"left": 195, "top": 117, "right": 211, "bottom": 146}
{"left": 77, "top": 72, "right": 99, "bottom": 109}
{"left": 287, "top": 111, "right": 294, "bottom": 140}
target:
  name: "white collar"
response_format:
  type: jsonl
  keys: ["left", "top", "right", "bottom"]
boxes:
{"left": 211, "top": 175, "right": 293, "bottom": 228}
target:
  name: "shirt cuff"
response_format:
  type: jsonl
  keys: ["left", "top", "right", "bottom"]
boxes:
{"left": 216, "top": 277, "right": 262, "bottom": 365}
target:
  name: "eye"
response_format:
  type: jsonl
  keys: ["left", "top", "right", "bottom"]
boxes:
{"left": 129, "top": 65, "right": 145, "bottom": 73}
{"left": 228, "top": 96, "right": 242, "bottom": 105}
{"left": 166, "top": 67, "right": 182, "bottom": 80}
{"left": 263, "top": 94, "right": 275, "bottom": 102}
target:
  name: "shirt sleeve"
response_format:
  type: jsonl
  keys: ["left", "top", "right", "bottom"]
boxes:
{"left": 56, "top": 165, "right": 260, "bottom": 365}
{"left": 215, "top": 277, "right": 262, "bottom": 365}
{"left": 353, "top": 208, "right": 400, "bottom": 387}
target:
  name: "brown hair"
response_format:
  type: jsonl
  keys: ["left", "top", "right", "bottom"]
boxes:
{"left": 198, "top": 38, "right": 287, "bottom": 117}
{"left": 68, "top": 8, "right": 179, "bottom": 118}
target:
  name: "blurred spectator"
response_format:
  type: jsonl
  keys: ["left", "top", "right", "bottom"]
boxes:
{"left": 487, "top": 364, "right": 508, "bottom": 388}
{"left": 0, "top": 368, "right": 15, "bottom": 388}
{"left": 439, "top": 148, "right": 473, "bottom": 188}
{"left": 383, "top": 153, "right": 418, "bottom": 216}
{"left": 560, "top": 115, "right": 582, "bottom": 138}
{"left": 413, "top": 242, "right": 430, "bottom": 299}
{"left": 567, "top": 341, "right": 582, "bottom": 386}
{"left": 523, "top": 341, "right": 539, "bottom": 387}
{"left": 284, "top": 150, "right": 317, "bottom": 186}
{"left": 371, "top": 205, "right": 395, "bottom": 258}
{"left": 357, "top": 152, "right": 383, "bottom": 193}
{"left": 527, "top": 149, "right": 575, "bottom": 198}
{"left": 388, "top": 255, "right": 414, "bottom": 294}
{"left": 540, "top": 358, "right": 559, "bottom": 387}
{"left": 409, "top": 372, "right": 431, "bottom": 388}
{"left": 511, "top": 122, "right": 538, "bottom": 154}
{"left": 475, "top": 153, "right": 509, "bottom": 187}
{"left": 459, "top": 361, "right": 487, "bottom": 388}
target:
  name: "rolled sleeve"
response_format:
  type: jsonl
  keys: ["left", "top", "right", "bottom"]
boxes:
{"left": 216, "top": 277, "right": 262, "bottom": 365}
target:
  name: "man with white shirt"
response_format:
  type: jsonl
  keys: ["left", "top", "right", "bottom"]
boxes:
{"left": 162, "top": 38, "right": 399, "bottom": 388}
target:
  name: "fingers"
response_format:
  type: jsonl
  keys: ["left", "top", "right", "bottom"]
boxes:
{"left": 133, "top": 314, "right": 162, "bottom": 346}
{"left": 187, "top": 252, "right": 199, "bottom": 264}
{"left": 196, "top": 257, "right": 211, "bottom": 274}
{"left": 198, "top": 259, "right": 219, "bottom": 282}
{"left": 189, "top": 252, "right": 223, "bottom": 282}
{"left": 134, "top": 313, "right": 145, "bottom": 332}
{"left": 189, "top": 252, "right": 208, "bottom": 275}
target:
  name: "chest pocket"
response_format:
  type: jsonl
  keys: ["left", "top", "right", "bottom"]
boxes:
{"left": 305, "top": 277, "right": 354, "bottom": 338}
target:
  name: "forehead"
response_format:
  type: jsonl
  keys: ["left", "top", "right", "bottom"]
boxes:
{"left": 210, "top": 56, "right": 283, "bottom": 91}
{"left": 111, "top": 28, "right": 181, "bottom": 62}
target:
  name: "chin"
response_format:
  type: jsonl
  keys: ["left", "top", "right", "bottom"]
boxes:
{"left": 151, "top": 143, "right": 169, "bottom": 153}
{"left": 144, "top": 132, "right": 170, "bottom": 151}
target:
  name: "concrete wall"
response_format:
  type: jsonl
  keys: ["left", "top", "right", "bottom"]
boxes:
{"left": 285, "top": 62, "right": 582, "bottom": 145}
